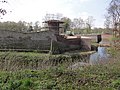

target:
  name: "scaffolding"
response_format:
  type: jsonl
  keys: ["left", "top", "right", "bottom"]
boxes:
{"left": 43, "top": 20, "right": 64, "bottom": 35}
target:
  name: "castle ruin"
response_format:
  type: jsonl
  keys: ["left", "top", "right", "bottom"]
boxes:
{"left": 0, "top": 19, "right": 91, "bottom": 53}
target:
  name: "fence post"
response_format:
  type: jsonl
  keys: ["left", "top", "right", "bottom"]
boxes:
{"left": 49, "top": 39, "right": 53, "bottom": 55}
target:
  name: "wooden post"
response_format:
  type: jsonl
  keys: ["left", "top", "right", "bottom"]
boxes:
{"left": 49, "top": 39, "right": 53, "bottom": 55}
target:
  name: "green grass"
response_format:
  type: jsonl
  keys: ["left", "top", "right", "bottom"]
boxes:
{"left": 0, "top": 59, "right": 120, "bottom": 90}
{"left": 0, "top": 48, "right": 119, "bottom": 89}
{"left": 0, "top": 51, "right": 90, "bottom": 71}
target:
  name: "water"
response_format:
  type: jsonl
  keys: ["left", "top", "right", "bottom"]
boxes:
{"left": 90, "top": 47, "right": 110, "bottom": 65}
{"left": 68, "top": 41, "right": 110, "bottom": 69}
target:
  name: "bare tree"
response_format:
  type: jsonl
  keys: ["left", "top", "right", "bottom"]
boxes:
{"left": 107, "top": 0, "right": 120, "bottom": 49}
{"left": 61, "top": 17, "right": 71, "bottom": 33}
{"left": 34, "top": 21, "right": 41, "bottom": 31}
{"left": 108, "top": 0, "right": 120, "bottom": 37}
{"left": 104, "top": 15, "right": 111, "bottom": 30}
{"left": 85, "top": 16, "right": 95, "bottom": 33}
{"left": 70, "top": 18, "right": 85, "bottom": 34}
{"left": 72, "top": 18, "right": 84, "bottom": 29}
{"left": 0, "top": 0, "right": 8, "bottom": 18}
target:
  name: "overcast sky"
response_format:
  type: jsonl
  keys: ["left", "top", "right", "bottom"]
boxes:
{"left": 1, "top": 0, "right": 111, "bottom": 28}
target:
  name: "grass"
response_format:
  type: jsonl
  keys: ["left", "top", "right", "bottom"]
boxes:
{"left": 0, "top": 57, "right": 120, "bottom": 90}
{"left": 0, "top": 51, "right": 90, "bottom": 71}
{"left": 0, "top": 47, "right": 119, "bottom": 89}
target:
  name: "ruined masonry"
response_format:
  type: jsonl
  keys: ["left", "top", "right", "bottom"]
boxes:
{"left": 0, "top": 20, "right": 91, "bottom": 53}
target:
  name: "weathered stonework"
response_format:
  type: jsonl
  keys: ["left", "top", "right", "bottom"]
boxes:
{"left": 0, "top": 29, "right": 92, "bottom": 53}
{"left": 0, "top": 30, "right": 57, "bottom": 50}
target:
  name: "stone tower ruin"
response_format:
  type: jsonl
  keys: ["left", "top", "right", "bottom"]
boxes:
{"left": 43, "top": 20, "right": 64, "bottom": 35}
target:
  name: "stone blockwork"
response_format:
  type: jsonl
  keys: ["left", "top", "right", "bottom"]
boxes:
{"left": 81, "top": 38, "right": 91, "bottom": 51}
{"left": 56, "top": 35, "right": 91, "bottom": 51}
{"left": 0, "top": 30, "right": 57, "bottom": 41}
{"left": 0, "top": 30, "right": 92, "bottom": 53}
{"left": 0, "top": 30, "right": 57, "bottom": 50}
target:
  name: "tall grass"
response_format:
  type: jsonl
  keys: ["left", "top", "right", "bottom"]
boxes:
{"left": 0, "top": 51, "right": 90, "bottom": 71}
{"left": 0, "top": 48, "right": 119, "bottom": 89}
{"left": 0, "top": 54, "right": 120, "bottom": 90}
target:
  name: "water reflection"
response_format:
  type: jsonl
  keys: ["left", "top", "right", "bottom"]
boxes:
{"left": 90, "top": 47, "right": 109, "bottom": 65}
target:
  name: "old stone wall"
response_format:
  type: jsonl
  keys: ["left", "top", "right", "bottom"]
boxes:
{"left": 56, "top": 35, "right": 81, "bottom": 46}
{"left": 0, "top": 30, "right": 57, "bottom": 50}
{"left": 81, "top": 34, "right": 102, "bottom": 43}
{"left": 0, "top": 30, "right": 92, "bottom": 52}
{"left": 56, "top": 35, "right": 91, "bottom": 51}
{"left": 81, "top": 38, "right": 91, "bottom": 51}
{"left": 0, "top": 30, "right": 57, "bottom": 41}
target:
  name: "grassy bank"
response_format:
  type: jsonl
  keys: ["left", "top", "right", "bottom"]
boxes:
{"left": 0, "top": 52, "right": 120, "bottom": 90}
{"left": 0, "top": 48, "right": 120, "bottom": 89}
{"left": 0, "top": 51, "right": 90, "bottom": 71}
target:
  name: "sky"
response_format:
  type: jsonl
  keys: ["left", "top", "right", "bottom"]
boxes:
{"left": 1, "top": 0, "right": 111, "bottom": 28}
